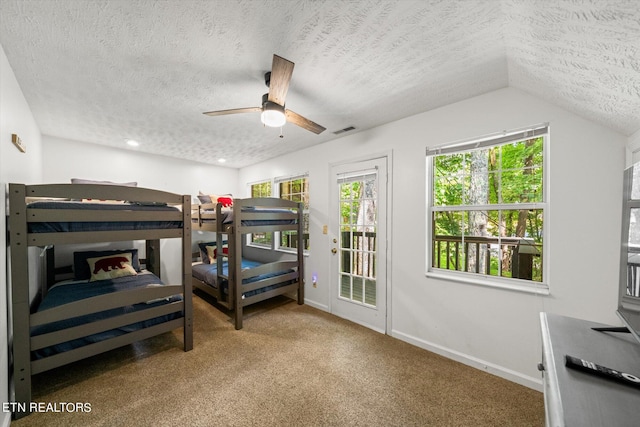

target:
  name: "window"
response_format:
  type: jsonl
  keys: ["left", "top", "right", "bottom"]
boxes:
{"left": 249, "top": 180, "right": 272, "bottom": 247}
{"left": 426, "top": 124, "right": 548, "bottom": 291}
{"left": 276, "top": 175, "right": 310, "bottom": 252}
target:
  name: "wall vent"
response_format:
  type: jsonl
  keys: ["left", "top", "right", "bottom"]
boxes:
{"left": 333, "top": 126, "right": 356, "bottom": 135}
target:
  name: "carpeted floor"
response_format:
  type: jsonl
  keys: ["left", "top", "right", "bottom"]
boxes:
{"left": 12, "top": 293, "right": 545, "bottom": 426}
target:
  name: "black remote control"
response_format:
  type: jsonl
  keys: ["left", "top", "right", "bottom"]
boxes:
{"left": 565, "top": 355, "right": 640, "bottom": 390}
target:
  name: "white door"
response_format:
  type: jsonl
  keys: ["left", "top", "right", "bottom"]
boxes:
{"left": 330, "top": 157, "right": 388, "bottom": 333}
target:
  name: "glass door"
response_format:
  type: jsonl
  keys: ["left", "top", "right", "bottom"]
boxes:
{"left": 330, "top": 157, "right": 387, "bottom": 333}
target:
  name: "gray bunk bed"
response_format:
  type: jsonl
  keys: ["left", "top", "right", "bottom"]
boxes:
{"left": 191, "top": 197, "right": 304, "bottom": 329}
{"left": 7, "top": 183, "right": 193, "bottom": 419}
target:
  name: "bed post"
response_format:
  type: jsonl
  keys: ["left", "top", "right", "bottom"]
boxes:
{"left": 297, "top": 201, "right": 304, "bottom": 305}
{"left": 215, "top": 202, "right": 228, "bottom": 306}
{"left": 8, "top": 184, "right": 32, "bottom": 418}
{"left": 45, "top": 246, "right": 55, "bottom": 294}
{"left": 145, "top": 239, "right": 161, "bottom": 278}
{"left": 182, "top": 195, "right": 193, "bottom": 351}
{"left": 233, "top": 200, "right": 243, "bottom": 330}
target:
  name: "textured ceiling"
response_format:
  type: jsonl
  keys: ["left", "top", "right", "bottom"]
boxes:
{"left": 0, "top": 0, "right": 638, "bottom": 168}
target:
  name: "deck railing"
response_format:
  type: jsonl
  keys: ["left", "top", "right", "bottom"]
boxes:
{"left": 341, "top": 230, "right": 377, "bottom": 278}
{"left": 432, "top": 235, "right": 542, "bottom": 281}
{"left": 628, "top": 246, "right": 640, "bottom": 297}
{"left": 280, "top": 232, "right": 310, "bottom": 250}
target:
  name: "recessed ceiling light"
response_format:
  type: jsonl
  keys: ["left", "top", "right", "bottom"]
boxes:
{"left": 218, "top": 158, "right": 226, "bottom": 163}
{"left": 126, "top": 139, "right": 139, "bottom": 147}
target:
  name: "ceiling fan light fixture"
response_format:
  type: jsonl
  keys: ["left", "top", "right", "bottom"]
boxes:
{"left": 204, "top": 55, "right": 324, "bottom": 134}
{"left": 261, "top": 100, "right": 286, "bottom": 128}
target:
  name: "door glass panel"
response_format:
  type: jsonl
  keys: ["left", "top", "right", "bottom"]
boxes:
{"left": 338, "top": 173, "right": 378, "bottom": 307}
{"left": 340, "top": 274, "right": 351, "bottom": 298}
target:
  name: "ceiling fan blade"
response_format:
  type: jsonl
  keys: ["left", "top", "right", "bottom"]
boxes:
{"left": 203, "top": 107, "right": 261, "bottom": 117}
{"left": 285, "top": 110, "right": 326, "bottom": 134}
{"left": 267, "top": 55, "right": 294, "bottom": 106}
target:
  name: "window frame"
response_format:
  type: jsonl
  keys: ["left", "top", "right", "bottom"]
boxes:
{"left": 247, "top": 179, "right": 274, "bottom": 249}
{"left": 425, "top": 124, "right": 550, "bottom": 294}
{"left": 275, "top": 173, "right": 310, "bottom": 254}
{"left": 245, "top": 174, "right": 310, "bottom": 255}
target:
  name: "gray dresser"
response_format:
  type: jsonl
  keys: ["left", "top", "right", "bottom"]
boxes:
{"left": 539, "top": 312, "right": 640, "bottom": 426}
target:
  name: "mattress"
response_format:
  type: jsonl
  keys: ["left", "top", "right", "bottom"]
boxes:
{"left": 193, "top": 207, "right": 297, "bottom": 226}
{"left": 192, "top": 258, "right": 295, "bottom": 297}
{"left": 31, "top": 271, "right": 183, "bottom": 359}
{"left": 27, "top": 200, "right": 183, "bottom": 233}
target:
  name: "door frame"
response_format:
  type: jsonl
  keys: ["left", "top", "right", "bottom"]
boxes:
{"left": 328, "top": 151, "right": 393, "bottom": 334}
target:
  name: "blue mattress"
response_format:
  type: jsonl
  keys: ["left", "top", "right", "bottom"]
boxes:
{"left": 27, "top": 200, "right": 183, "bottom": 233}
{"left": 31, "top": 272, "right": 183, "bottom": 359}
{"left": 192, "top": 258, "right": 295, "bottom": 297}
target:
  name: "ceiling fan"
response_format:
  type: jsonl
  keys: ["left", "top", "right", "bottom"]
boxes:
{"left": 203, "top": 54, "right": 326, "bottom": 134}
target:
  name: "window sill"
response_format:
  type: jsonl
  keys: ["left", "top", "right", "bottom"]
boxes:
{"left": 276, "top": 247, "right": 310, "bottom": 257}
{"left": 247, "top": 243, "right": 273, "bottom": 250}
{"left": 246, "top": 243, "right": 309, "bottom": 257}
{"left": 425, "top": 270, "right": 550, "bottom": 296}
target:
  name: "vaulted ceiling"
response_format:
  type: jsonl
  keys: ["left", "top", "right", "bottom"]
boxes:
{"left": 0, "top": 0, "right": 638, "bottom": 168}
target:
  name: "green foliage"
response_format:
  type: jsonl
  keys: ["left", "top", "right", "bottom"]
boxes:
{"left": 251, "top": 181, "right": 272, "bottom": 197}
{"left": 280, "top": 177, "right": 309, "bottom": 209}
{"left": 340, "top": 181, "right": 361, "bottom": 230}
{"left": 432, "top": 137, "right": 543, "bottom": 240}
{"left": 434, "top": 138, "right": 542, "bottom": 206}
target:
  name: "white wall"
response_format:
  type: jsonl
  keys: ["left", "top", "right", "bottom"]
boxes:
{"left": 239, "top": 87, "right": 628, "bottom": 390}
{"left": 628, "top": 129, "right": 640, "bottom": 166}
{"left": 0, "top": 43, "right": 43, "bottom": 427}
{"left": 42, "top": 136, "right": 238, "bottom": 197}
{"left": 42, "top": 136, "right": 239, "bottom": 283}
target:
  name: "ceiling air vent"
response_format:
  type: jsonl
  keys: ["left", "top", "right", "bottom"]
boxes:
{"left": 333, "top": 126, "right": 356, "bottom": 135}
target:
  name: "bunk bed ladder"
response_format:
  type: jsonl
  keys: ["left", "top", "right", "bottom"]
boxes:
{"left": 8, "top": 183, "right": 32, "bottom": 416}
{"left": 232, "top": 202, "right": 243, "bottom": 329}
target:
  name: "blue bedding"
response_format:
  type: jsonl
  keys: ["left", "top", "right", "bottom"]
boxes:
{"left": 27, "top": 200, "right": 183, "bottom": 233}
{"left": 192, "top": 258, "right": 295, "bottom": 297}
{"left": 31, "top": 272, "right": 183, "bottom": 359}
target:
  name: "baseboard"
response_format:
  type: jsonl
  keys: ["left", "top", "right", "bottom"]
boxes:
{"left": 301, "top": 301, "right": 542, "bottom": 391}
{"left": 302, "top": 298, "right": 328, "bottom": 312}
{"left": 392, "top": 329, "right": 543, "bottom": 392}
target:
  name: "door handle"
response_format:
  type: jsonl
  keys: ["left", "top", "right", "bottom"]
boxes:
{"left": 331, "top": 248, "right": 337, "bottom": 254}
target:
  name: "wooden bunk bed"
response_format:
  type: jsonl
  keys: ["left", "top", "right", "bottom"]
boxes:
{"left": 191, "top": 197, "right": 304, "bottom": 329}
{"left": 7, "top": 183, "right": 192, "bottom": 419}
